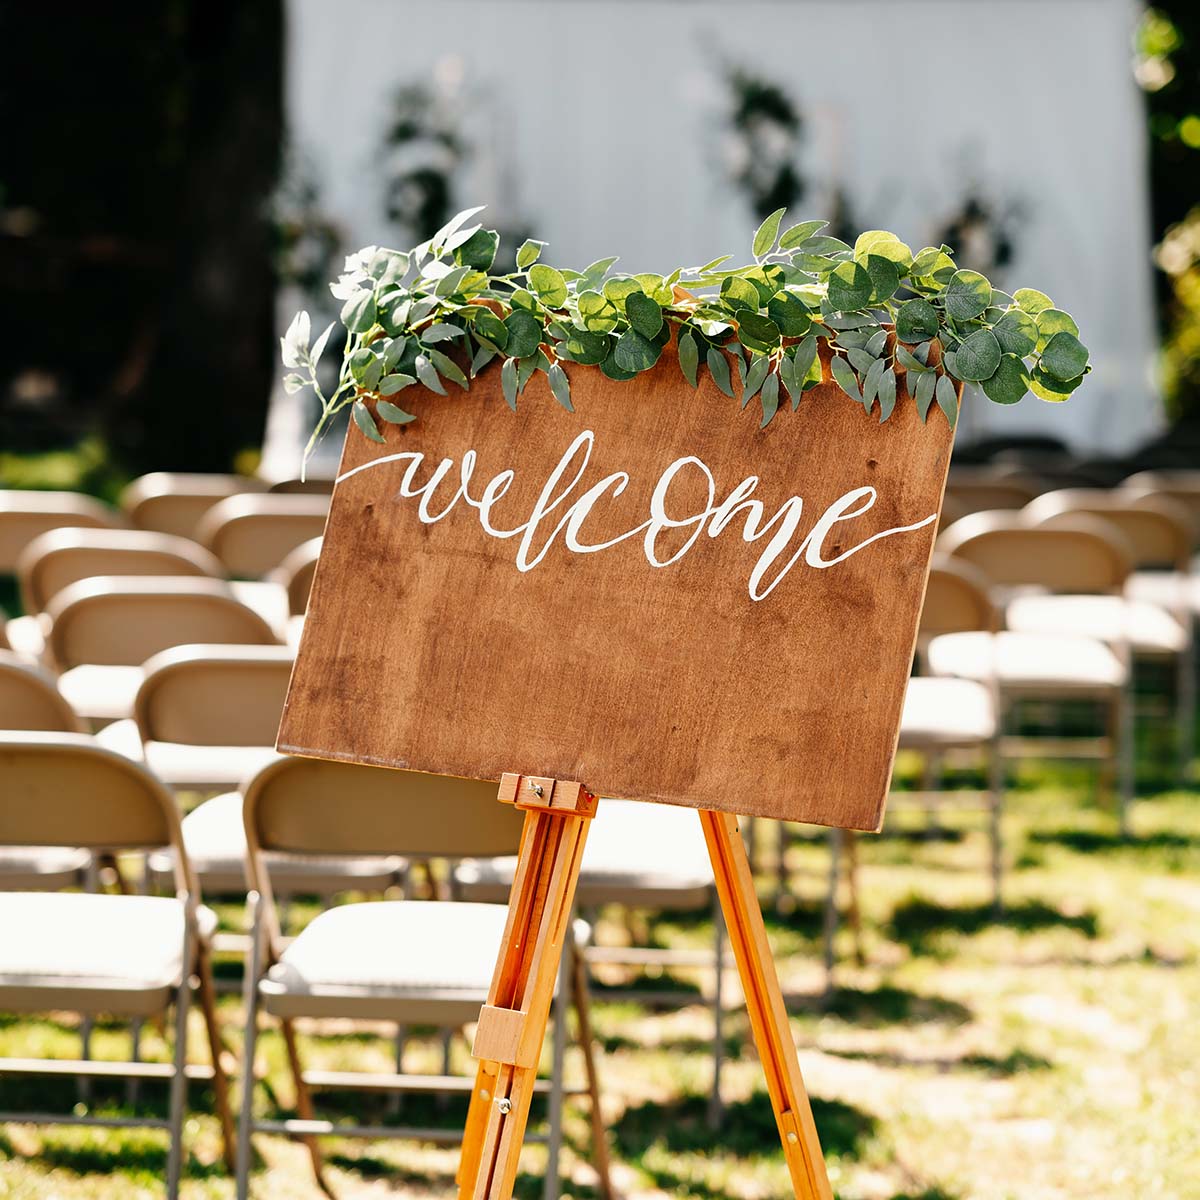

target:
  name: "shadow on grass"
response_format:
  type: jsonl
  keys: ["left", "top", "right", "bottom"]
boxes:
{"left": 590, "top": 974, "right": 704, "bottom": 1001}
{"left": 786, "top": 984, "right": 972, "bottom": 1027}
{"left": 1029, "top": 829, "right": 1200, "bottom": 853}
{"left": 595, "top": 1029, "right": 746, "bottom": 1058}
{"left": 0, "top": 1125, "right": 226, "bottom": 1180}
{"left": 613, "top": 1091, "right": 874, "bottom": 1163}
{"left": 887, "top": 897, "right": 1098, "bottom": 954}
{"left": 824, "top": 1046, "right": 1051, "bottom": 1076}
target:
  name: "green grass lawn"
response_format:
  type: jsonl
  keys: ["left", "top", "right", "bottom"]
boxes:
{"left": 1, "top": 772, "right": 1198, "bottom": 1199}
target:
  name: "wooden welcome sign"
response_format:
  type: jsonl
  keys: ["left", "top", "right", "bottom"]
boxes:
{"left": 280, "top": 341, "right": 953, "bottom": 831}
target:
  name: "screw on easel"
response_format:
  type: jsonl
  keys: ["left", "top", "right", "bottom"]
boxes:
{"left": 496, "top": 1097, "right": 513, "bottom": 1115}
{"left": 531, "top": 783, "right": 544, "bottom": 798}
{"left": 786, "top": 1131, "right": 798, "bottom": 1144}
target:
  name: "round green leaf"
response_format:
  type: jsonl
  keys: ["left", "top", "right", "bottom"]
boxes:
{"left": 738, "top": 312, "right": 782, "bottom": 353}
{"left": 625, "top": 291, "right": 664, "bottom": 339}
{"left": 944, "top": 269, "right": 993, "bottom": 321}
{"left": 613, "top": 328, "right": 661, "bottom": 373}
{"left": 600, "top": 348, "right": 637, "bottom": 381}
{"left": 866, "top": 254, "right": 900, "bottom": 303}
{"left": 341, "top": 289, "right": 377, "bottom": 334}
{"left": 954, "top": 328, "right": 1002, "bottom": 381}
{"left": 992, "top": 308, "right": 1038, "bottom": 356}
{"left": 896, "top": 297, "right": 940, "bottom": 343}
{"left": 1035, "top": 308, "right": 1080, "bottom": 353}
{"left": 1040, "top": 331, "right": 1089, "bottom": 381}
{"left": 528, "top": 264, "right": 568, "bottom": 307}
{"left": 1030, "top": 365, "right": 1083, "bottom": 403}
{"left": 455, "top": 228, "right": 499, "bottom": 272}
{"left": 563, "top": 326, "right": 609, "bottom": 365}
{"left": 766, "top": 292, "right": 812, "bottom": 336}
{"left": 578, "top": 290, "right": 620, "bottom": 332}
{"left": 473, "top": 310, "right": 508, "bottom": 350}
{"left": 827, "top": 260, "right": 873, "bottom": 312}
{"left": 720, "top": 276, "right": 760, "bottom": 312}
{"left": 854, "top": 230, "right": 912, "bottom": 268}
{"left": 982, "top": 354, "right": 1031, "bottom": 405}
{"left": 503, "top": 309, "right": 543, "bottom": 359}
{"left": 1014, "top": 287, "right": 1053, "bottom": 315}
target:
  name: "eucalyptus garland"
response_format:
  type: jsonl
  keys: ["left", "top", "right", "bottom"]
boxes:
{"left": 281, "top": 205, "right": 1090, "bottom": 465}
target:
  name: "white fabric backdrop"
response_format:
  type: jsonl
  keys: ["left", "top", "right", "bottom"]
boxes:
{"left": 271, "top": 0, "right": 1159, "bottom": 473}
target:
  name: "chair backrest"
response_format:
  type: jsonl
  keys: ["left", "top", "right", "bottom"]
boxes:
{"left": 45, "top": 577, "right": 279, "bottom": 670}
{"left": 936, "top": 493, "right": 968, "bottom": 534}
{"left": 134, "top": 644, "right": 294, "bottom": 746}
{"left": 918, "top": 557, "right": 997, "bottom": 641}
{"left": 17, "top": 527, "right": 223, "bottom": 615}
{"left": 268, "top": 477, "right": 336, "bottom": 495}
{"left": 0, "top": 651, "right": 84, "bottom": 732}
{"left": 197, "top": 494, "right": 330, "bottom": 579}
{"left": 0, "top": 490, "right": 127, "bottom": 572}
{"left": 243, "top": 756, "right": 525, "bottom": 861}
{"left": 1024, "top": 488, "right": 1194, "bottom": 571}
{"left": 937, "top": 511, "right": 1133, "bottom": 594}
{"left": 271, "top": 536, "right": 322, "bottom": 617}
{"left": 944, "top": 469, "right": 1040, "bottom": 515}
{"left": 0, "top": 731, "right": 193, "bottom": 896}
{"left": 121, "top": 472, "right": 267, "bottom": 540}
{"left": 1120, "top": 474, "right": 1200, "bottom": 548}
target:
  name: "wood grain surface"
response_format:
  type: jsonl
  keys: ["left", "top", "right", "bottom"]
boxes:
{"left": 279, "top": 341, "right": 955, "bottom": 830}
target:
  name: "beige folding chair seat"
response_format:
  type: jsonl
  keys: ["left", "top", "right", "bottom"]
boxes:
{"left": 0, "top": 892, "right": 217, "bottom": 1017}
{"left": 1127, "top": 571, "right": 1200, "bottom": 616}
{"left": 198, "top": 494, "right": 329, "bottom": 579}
{"left": 0, "top": 490, "right": 127, "bottom": 573}
{"left": 1006, "top": 594, "right": 1187, "bottom": 656}
{"left": 267, "top": 477, "right": 336, "bottom": 495}
{"left": 121, "top": 472, "right": 266, "bottom": 540}
{"left": 271, "top": 535, "right": 322, "bottom": 617}
{"left": 927, "top": 630, "right": 1126, "bottom": 693}
{"left": 898, "top": 676, "right": 996, "bottom": 749}
{"left": 44, "top": 578, "right": 278, "bottom": 721}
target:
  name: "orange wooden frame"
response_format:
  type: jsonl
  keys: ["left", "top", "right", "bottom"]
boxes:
{"left": 456, "top": 774, "right": 833, "bottom": 1200}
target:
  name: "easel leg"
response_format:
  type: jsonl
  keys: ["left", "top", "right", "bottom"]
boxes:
{"left": 699, "top": 809, "right": 833, "bottom": 1200}
{"left": 457, "top": 776, "right": 597, "bottom": 1200}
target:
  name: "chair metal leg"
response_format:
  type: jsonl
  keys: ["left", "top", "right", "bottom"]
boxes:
{"left": 166, "top": 927, "right": 194, "bottom": 1199}
{"left": 78, "top": 1016, "right": 93, "bottom": 1105}
{"left": 822, "top": 829, "right": 841, "bottom": 998}
{"left": 1177, "top": 638, "right": 1195, "bottom": 783}
{"left": 1117, "top": 685, "right": 1135, "bottom": 837}
{"left": 707, "top": 887, "right": 725, "bottom": 1129}
{"left": 280, "top": 1020, "right": 329, "bottom": 1193}
{"left": 195, "top": 938, "right": 237, "bottom": 1174}
{"left": 236, "top": 895, "right": 264, "bottom": 1200}
{"left": 543, "top": 951, "right": 569, "bottom": 1200}
{"left": 988, "top": 735, "right": 1005, "bottom": 912}
{"left": 775, "top": 820, "right": 789, "bottom": 897}
{"left": 127, "top": 1018, "right": 142, "bottom": 1107}
{"left": 388, "top": 1025, "right": 407, "bottom": 1116}
{"left": 568, "top": 933, "right": 613, "bottom": 1200}
{"left": 844, "top": 831, "right": 864, "bottom": 968}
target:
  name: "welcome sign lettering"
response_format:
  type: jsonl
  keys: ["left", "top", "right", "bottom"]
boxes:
{"left": 280, "top": 343, "right": 955, "bottom": 830}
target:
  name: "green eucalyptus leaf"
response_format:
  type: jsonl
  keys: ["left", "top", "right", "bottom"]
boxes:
{"left": 1030, "top": 365, "right": 1083, "bottom": 403}
{"left": 779, "top": 219, "right": 827, "bottom": 250}
{"left": 427, "top": 347, "right": 468, "bottom": 390}
{"left": 896, "top": 297, "right": 940, "bottom": 343}
{"left": 352, "top": 399, "right": 386, "bottom": 443}
{"left": 847, "top": 347, "right": 876, "bottom": 374}
{"left": 501, "top": 357, "right": 518, "bottom": 409}
{"left": 911, "top": 246, "right": 955, "bottom": 280}
{"left": 862, "top": 356, "right": 886, "bottom": 410}
{"left": 577, "top": 290, "right": 620, "bottom": 332}
{"left": 854, "top": 229, "right": 913, "bottom": 268}
{"left": 865, "top": 254, "right": 900, "bottom": 303}
{"left": 341, "top": 289, "right": 377, "bottom": 333}
{"left": 471, "top": 346, "right": 496, "bottom": 377}
{"left": 503, "top": 309, "right": 543, "bottom": 359}
{"left": 1040, "top": 331, "right": 1089, "bottom": 381}
{"left": 377, "top": 399, "right": 417, "bottom": 424}
{"left": 678, "top": 330, "right": 700, "bottom": 387}
{"left": 613, "top": 328, "right": 661, "bottom": 373}
{"left": 992, "top": 308, "right": 1039, "bottom": 356}
{"left": 420, "top": 323, "right": 459, "bottom": 344}
{"left": 982, "top": 353, "right": 1032, "bottom": 405}
{"left": 896, "top": 345, "right": 929, "bottom": 374}
{"left": 914, "top": 369, "right": 936, "bottom": 421}
{"left": 379, "top": 372, "right": 416, "bottom": 395}
{"left": 1014, "top": 287, "right": 1054, "bottom": 315}
{"left": 759, "top": 372, "right": 780, "bottom": 427}
{"left": 625, "top": 291, "right": 664, "bottom": 339}
{"left": 878, "top": 367, "right": 898, "bottom": 421}
{"left": 474, "top": 310, "right": 508, "bottom": 350}
{"left": 455, "top": 227, "right": 499, "bottom": 271}
{"left": 1035, "top": 308, "right": 1081, "bottom": 353}
{"left": 865, "top": 327, "right": 889, "bottom": 358}
{"left": 954, "top": 328, "right": 1002, "bottom": 381}
{"left": 827, "top": 260, "right": 873, "bottom": 311}
{"left": 720, "top": 275, "right": 760, "bottom": 312}
{"left": 706, "top": 346, "right": 735, "bottom": 397}
{"left": 797, "top": 234, "right": 851, "bottom": 255}
{"left": 600, "top": 349, "right": 637, "bottom": 381}
{"left": 831, "top": 355, "right": 863, "bottom": 403}
{"left": 766, "top": 292, "right": 813, "bottom": 336}
{"left": 742, "top": 354, "right": 770, "bottom": 406}
{"left": 738, "top": 312, "right": 782, "bottom": 353}
{"left": 753, "top": 207, "right": 786, "bottom": 257}
{"left": 414, "top": 353, "right": 447, "bottom": 395}
{"left": 944, "top": 269, "right": 993, "bottom": 322}
{"left": 529, "top": 264, "right": 568, "bottom": 307}
{"left": 563, "top": 326, "right": 609, "bottom": 365}
{"left": 516, "top": 239, "right": 546, "bottom": 269}
{"left": 548, "top": 362, "right": 573, "bottom": 411}
{"left": 935, "top": 373, "right": 959, "bottom": 430}
{"left": 518, "top": 353, "right": 538, "bottom": 392}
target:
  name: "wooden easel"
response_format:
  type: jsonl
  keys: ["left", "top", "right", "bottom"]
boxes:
{"left": 455, "top": 774, "right": 833, "bottom": 1200}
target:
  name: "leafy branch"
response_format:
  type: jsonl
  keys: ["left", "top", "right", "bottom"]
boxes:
{"left": 282, "top": 205, "right": 1091, "bottom": 472}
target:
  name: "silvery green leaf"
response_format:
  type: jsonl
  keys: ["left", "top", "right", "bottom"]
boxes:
{"left": 614, "top": 329, "right": 660, "bottom": 373}
{"left": 831, "top": 355, "right": 862, "bottom": 403}
{"left": 792, "top": 334, "right": 818, "bottom": 391}
{"left": 433, "top": 265, "right": 473, "bottom": 297}
{"left": 877, "top": 367, "right": 897, "bottom": 421}
{"left": 361, "top": 357, "right": 383, "bottom": 392}
{"left": 862, "top": 357, "right": 886, "bottom": 410}
{"left": 1040, "top": 331, "right": 1089, "bottom": 381}
{"left": 341, "top": 290, "right": 376, "bottom": 334}
{"left": 352, "top": 400, "right": 385, "bottom": 443}
{"left": 310, "top": 321, "right": 335, "bottom": 367}
{"left": 865, "top": 328, "right": 889, "bottom": 358}
{"left": 759, "top": 372, "right": 780, "bottom": 427}
{"left": 439, "top": 224, "right": 482, "bottom": 256}
{"left": 935, "top": 373, "right": 959, "bottom": 430}
{"left": 280, "top": 308, "right": 310, "bottom": 367}
{"left": 1014, "top": 287, "right": 1053, "bottom": 315}
{"left": 282, "top": 373, "right": 305, "bottom": 394}
{"left": 428, "top": 347, "right": 468, "bottom": 390}
{"left": 377, "top": 400, "right": 417, "bottom": 424}
{"left": 379, "top": 373, "right": 416, "bottom": 395}
{"left": 431, "top": 205, "right": 486, "bottom": 251}
{"left": 753, "top": 207, "right": 786, "bottom": 258}
{"left": 529, "top": 264, "right": 568, "bottom": 307}
{"left": 414, "top": 354, "right": 447, "bottom": 395}
{"left": 382, "top": 337, "right": 408, "bottom": 372}
{"left": 823, "top": 313, "right": 875, "bottom": 330}
{"left": 678, "top": 330, "right": 699, "bottom": 387}
{"left": 982, "top": 354, "right": 1032, "bottom": 404}
{"left": 944, "top": 269, "right": 993, "bottom": 322}
{"left": 742, "top": 354, "right": 769, "bottom": 407}
{"left": 914, "top": 369, "right": 936, "bottom": 421}
{"left": 955, "top": 328, "right": 1002, "bottom": 381}
{"left": 779, "top": 349, "right": 797, "bottom": 401}
{"left": 517, "top": 353, "right": 538, "bottom": 392}
{"left": 501, "top": 357, "right": 518, "bottom": 409}
{"left": 471, "top": 346, "right": 496, "bottom": 377}
{"left": 992, "top": 308, "right": 1039, "bottom": 356}
{"left": 847, "top": 347, "right": 876, "bottom": 374}
{"left": 420, "top": 323, "right": 460, "bottom": 344}
{"left": 409, "top": 296, "right": 439, "bottom": 322}
{"left": 779, "top": 220, "right": 827, "bottom": 250}
{"left": 625, "top": 291, "right": 663, "bottom": 339}
{"left": 516, "top": 239, "right": 546, "bottom": 269}
{"left": 706, "top": 347, "right": 735, "bottom": 397}
{"left": 797, "top": 235, "right": 852, "bottom": 255}
{"left": 548, "top": 362, "right": 573, "bottom": 412}
{"left": 896, "top": 346, "right": 928, "bottom": 374}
